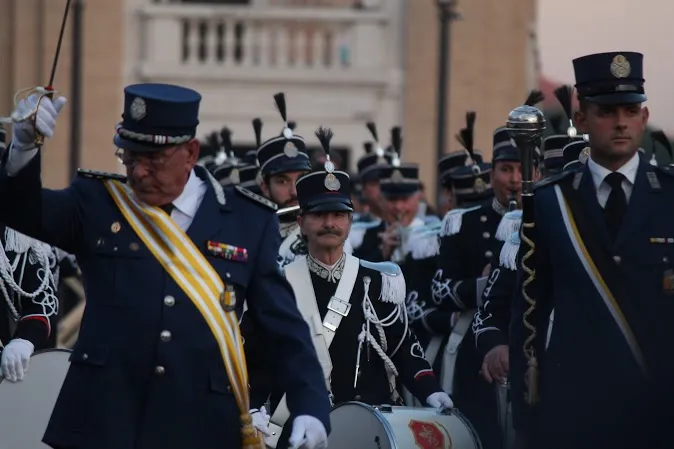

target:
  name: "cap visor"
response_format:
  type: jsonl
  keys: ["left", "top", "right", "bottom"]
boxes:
{"left": 113, "top": 134, "right": 172, "bottom": 153}
{"left": 585, "top": 92, "right": 647, "bottom": 105}
{"left": 264, "top": 161, "right": 312, "bottom": 176}
{"left": 303, "top": 202, "right": 354, "bottom": 213}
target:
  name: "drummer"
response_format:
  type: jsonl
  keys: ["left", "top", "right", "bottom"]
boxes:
{"left": 0, "top": 126, "right": 60, "bottom": 382}
{"left": 253, "top": 127, "right": 453, "bottom": 448}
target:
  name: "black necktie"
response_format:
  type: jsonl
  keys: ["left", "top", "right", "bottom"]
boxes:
{"left": 604, "top": 172, "right": 627, "bottom": 241}
{"left": 159, "top": 203, "right": 174, "bottom": 215}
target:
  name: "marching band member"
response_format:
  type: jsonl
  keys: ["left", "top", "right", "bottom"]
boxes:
{"left": 433, "top": 105, "right": 543, "bottom": 449}
{"left": 256, "top": 93, "right": 312, "bottom": 267}
{"left": 257, "top": 127, "right": 452, "bottom": 448}
{"left": 0, "top": 127, "right": 59, "bottom": 382}
{"left": 511, "top": 51, "right": 674, "bottom": 449}
{"left": 0, "top": 83, "right": 330, "bottom": 449}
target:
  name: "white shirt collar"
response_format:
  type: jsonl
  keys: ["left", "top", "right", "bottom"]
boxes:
{"left": 588, "top": 151, "right": 640, "bottom": 190}
{"left": 172, "top": 170, "right": 205, "bottom": 219}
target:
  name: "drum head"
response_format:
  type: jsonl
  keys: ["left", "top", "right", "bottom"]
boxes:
{"left": 0, "top": 349, "right": 71, "bottom": 449}
{"left": 328, "top": 402, "right": 394, "bottom": 449}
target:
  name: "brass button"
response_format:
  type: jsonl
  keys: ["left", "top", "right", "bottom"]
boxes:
{"left": 613, "top": 255, "right": 621, "bottom": 264}
{"left": 155, "top": 366, "right": 166, "bottom": 376}
{"left": 485, "top": 250, "right": 493, "bottom": 258}
{"left": 160, "top": 330, "right": 172, "bottom": 342}
{"left": 482, "top": 232, "right": 490, "bottom": 239}
{"left": 164, "top": 295, "right": 175, "bottom": 307}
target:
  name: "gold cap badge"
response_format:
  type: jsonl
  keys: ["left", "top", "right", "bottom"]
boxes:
{"left": 474, "top": 177, "right": 487, "bottom": 193}
{"left": 284, "top": 141, "right": 299, "bottom": 158}
{"left": 610, "top": 54, "right": 631, "bottom": 79}
{"left": 111, "top": 222, "right": 121, "bottom": 233}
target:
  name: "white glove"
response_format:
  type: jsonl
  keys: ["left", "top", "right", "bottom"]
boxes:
{"left": 1, "top": 338, "right": 35, "bottom": 382}
{"left": 289, "top": 415, "right": 328, "bottom": 449}
{"left": 250, "top": 406, "right": 272, "bottom": 437}
{"left": 12, "top": 92, "right": 67, "bottom": 151}
{"left": 426, "top": 391, "right": 454, "bottom": 409}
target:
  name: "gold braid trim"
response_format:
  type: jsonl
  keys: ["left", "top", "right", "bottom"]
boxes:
{"left": 521, "top": 221, "right": 539, "bottom": 405}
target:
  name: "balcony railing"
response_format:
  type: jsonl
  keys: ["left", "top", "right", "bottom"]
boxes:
{"left": 137, "top": 4, "right": 393, "bottom": 85}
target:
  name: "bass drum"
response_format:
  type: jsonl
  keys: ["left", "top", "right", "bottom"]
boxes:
{"left": 0, "top": 349, "right": 71, "bottom": 449}
{"left": 328, "top": 402, "right": 482, "bottom": 449}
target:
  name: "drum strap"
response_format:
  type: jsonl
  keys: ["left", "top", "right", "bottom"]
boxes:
{"left": 267, "top": 254, "right": 360, "bottom": 447}
{"left": 103, "top": 180, "right": 263, "bottom": 449}
{"left": 440, "top": 312, "right": 473, "bottom": 395}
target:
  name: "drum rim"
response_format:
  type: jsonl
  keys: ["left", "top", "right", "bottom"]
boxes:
{"left": 450, "top": 407, "right": 484, "bottom": 449}
{"left": 0, "top": 348, "right": 72, "bottom": 385}
{"left": 330, "top": 401, "right": 400, "bottom": 449}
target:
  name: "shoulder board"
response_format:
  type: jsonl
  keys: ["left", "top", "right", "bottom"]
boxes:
{"left": 359, "top": 259, "right": 402, "bottom": 277}
{"left": 77, "top": 168, "right": 127, "bottom": 182}
{"left": 408, "top": 227, "right": 440, "bottom": 260}
{"left": 657, "top": 165, "right": 674, "bottom": 178}
{"left": 439, "top": 205, "right": 481, "bottom": 237}
{"left": 533, "top": 169, "right": 576, "bottom": 191}
{"left": 234, "top": 185, "right": 278, "bottom": 211}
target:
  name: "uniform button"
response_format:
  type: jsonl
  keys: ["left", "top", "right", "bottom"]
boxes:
{"left": 482, "top": 232, "right": 490, "bottom": 239}
{"left": 226, "top": 272, "right": 232, "bottom": 279}
{"left": 613, "top": 255, "right": 621, "bottom": 264}
{"left": 155, "top": 366, "right": 166, "bottom": 376}
{"left": 164, "top": 295, "right": 175, "bottom": 307}
{"left": 480, "top": 216, "right": 487, "bottom": 223}
{"left": 663, "top": 256, "right": 669, "bottom": 263}
{"left": 82, "top": 353, "right": 88, "bottom": 360}
{"left": 485, "top": 250, "right": 493, "bottom": 258}
{"left": 354, "top": 395, "right": 362, "bottom": 401}
{"left": 160, "top": 330, "right": 172, "bottom": 342}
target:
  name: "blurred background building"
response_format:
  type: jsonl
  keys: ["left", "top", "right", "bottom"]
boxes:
{"left": 3, "top": 0, "right": 669, "bottom": 202}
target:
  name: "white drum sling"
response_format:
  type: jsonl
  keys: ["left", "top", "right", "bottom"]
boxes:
{"left": 328, "top": 402, "right": 482, "bottom": 449}
{"left": 0, "top": 349, "right": 71, "bottom": 449}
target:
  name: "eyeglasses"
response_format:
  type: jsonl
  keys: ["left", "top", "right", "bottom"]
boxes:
{"left": 115, "top": 146, "right": 182, "bottom": 171}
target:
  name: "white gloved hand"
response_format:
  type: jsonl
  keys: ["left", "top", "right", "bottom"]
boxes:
{"left": 250, "top": 406, "right": 272, "bottom": 437}
{"left": 1, "top": 338, "right": 35, "bottom": 382}
{"left": 289, "top": 415, "right": 328, "bottom": 449}
{"left": 12, "top": 92, "right": 67, "bottom": 151}
{"left": 426, "top": 391, "right": 454, "bottom": 409}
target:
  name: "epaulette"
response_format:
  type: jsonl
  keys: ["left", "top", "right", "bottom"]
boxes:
{"left": 407, "top": 225, "right": 441, "bottom": 260}
{"left": 77, "top": 168, "right": 127, "bottom": 182}
{"left": 499, "top": 230, "right": 521, "bottom": 271}
{"left": 495, "top": 209, "right": 522, "bottom": 242}
{"left": 359, "top": 259, "right": 406, "bottom": 305}
{"left": 439, "top": 205, "right": 480, "bottom": 237}
{"left": 533, "top": 169, "right": 576, "bottom": 191}
{"left": 234, "top": 185, "right": 278, "bottom": 211}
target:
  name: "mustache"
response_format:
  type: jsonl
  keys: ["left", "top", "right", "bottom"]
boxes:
{"left": 318, "top": 228, "right": 342, "bottom": 236}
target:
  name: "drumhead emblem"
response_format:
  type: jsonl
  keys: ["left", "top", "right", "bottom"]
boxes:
{"left": 408, "top": 419, "right": 448, "bottom": 449}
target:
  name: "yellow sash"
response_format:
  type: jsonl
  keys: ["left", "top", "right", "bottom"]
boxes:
{"left": 104, "top": 180, "right": 263, "bottom": 448}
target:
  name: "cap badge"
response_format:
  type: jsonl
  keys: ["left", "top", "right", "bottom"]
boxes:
{"left": 129, "top": 97, "right": 147, "bottom": 121}
{"left": 323, "top": 158, "right": 340, "bottom": 191}
{"left": 284, "top": 141, "right": 299, "bottom": 158}
{"left": 229, "top": 168, "right": 240, "bottom": 185}
{"left": 474, "top": 177, "right": 487, "bottom": 193}
{"left": 610, "top": 54, "right": 631, "bottom": 79}
{"left": 579, "top": 146, "right": 591, "bottom": 164}
{"left": 391, "top": 169, "right": 405, "bottom": 183}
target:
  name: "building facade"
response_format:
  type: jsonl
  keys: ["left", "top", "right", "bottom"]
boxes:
{"left": 0, "top": 0, "right": 537, "bottom": 200}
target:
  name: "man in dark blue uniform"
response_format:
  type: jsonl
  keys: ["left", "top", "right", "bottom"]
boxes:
{"left": 0, "top": 83, "right": 330, "bottom": 449}
{"left": 510, "top": 51, "right": 674, "bottom": 449}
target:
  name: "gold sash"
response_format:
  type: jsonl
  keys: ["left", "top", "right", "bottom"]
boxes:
{"left": 104, "top": 180, "right": 263, "bottom": 449}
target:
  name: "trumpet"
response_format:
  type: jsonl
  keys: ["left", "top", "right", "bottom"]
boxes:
{"left": 507, "top": 191, "right": 518, "bottom": 212}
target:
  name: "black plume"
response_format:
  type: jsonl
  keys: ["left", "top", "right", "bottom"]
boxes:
{"left": 206, "top": 131, "right": 220, "bottom": 152}
{"left": 363, "top": 142, "right": 373, "bottom": 154}
{"left": 252, "top": 118, "right": 263, "bottom": 147}
{"left": 652, "top": 130, "right": 673, "bottom": 161}
{"left": 366, "top": 122, "right": 379, "bottom": 143}
{"left": 288, "top": 121, "right": 297, "bottom": 131}
{"left": 553, "top": 85, "right": 574, "bottom": 120}
{"left": 455, "top": 111, "right": 476, "bottom": 155}
{"left": 525, "top": 89, "right": 545, "bottom": 106}
{"left": 315, "top": 126, "right": 334, "bottom": 158}
{"left": 390, "top": 126, "right": 402, "bottom": 158}
{"left": 273, "top": 92, "right": 287, "bottom": 122}
{"left": 219, "top": 127, "right": 233, "bottom": 152}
